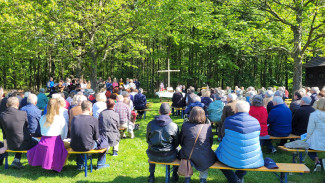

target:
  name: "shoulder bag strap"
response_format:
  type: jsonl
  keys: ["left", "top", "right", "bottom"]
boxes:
{"left": 188, "top": 124, "right": 204, "bottom": 160}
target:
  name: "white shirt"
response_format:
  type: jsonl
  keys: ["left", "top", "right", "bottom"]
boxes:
{"left": 93, "top": 101, "right": 107, "bottom": 118}
{"left": 59, "top": 108, "right": 69, "bottom": 139}
{"left": 40, "top": 115, "right": 67, "bottom": 140}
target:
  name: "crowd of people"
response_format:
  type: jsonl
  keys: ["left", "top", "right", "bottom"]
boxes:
{"left": 0, "top": 76, "right": 146, "bottom": 171}
{"left": 146, "top": 85, "right": 325, "bottom": 183}
{"left": 0, "top": 77, "right": 324, "bottom": 183}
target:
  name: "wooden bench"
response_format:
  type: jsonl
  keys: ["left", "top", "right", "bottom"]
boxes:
{"left": 278, "top": 146, "right": 325, "bottom": 163}
{"left": 171, "top": 107, "right": 185, "bottom": 119}
{"left": 135, "top": 108, "right": 152, "bottom": 119}
{"left": 4, "top": 148, "right": 106, "bottom": 177}
{"left": 149, "top": 159, "right": 310, "bottom": 183}
{"left": 260, "top": 134, "right": 300, "bottom": 140}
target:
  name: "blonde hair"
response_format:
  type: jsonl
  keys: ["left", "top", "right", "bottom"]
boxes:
{"left": 202, "top": 89, "right": 211, "bottom": 97}
{"left": 96, "top": 93, "right": 107, "bottom": 102}
{"left": 56, "top": 97, "right": 66, "bottom": 108}
{"left": 45, "top": 99, "right": 60, "bottom": 127}
{"left": 314, "top": 98, "right": 325, "bottom": 111}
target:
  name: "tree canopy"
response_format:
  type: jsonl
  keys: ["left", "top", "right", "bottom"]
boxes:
{"left": 0, "top": 0, "right": 324, "bottom": 93}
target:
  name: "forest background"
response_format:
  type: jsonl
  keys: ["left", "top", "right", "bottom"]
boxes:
{"left": 0, "top": 0, "right": 324, "bottom": 95}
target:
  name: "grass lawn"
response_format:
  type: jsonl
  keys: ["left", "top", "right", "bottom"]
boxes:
{"left": 0, "top": 98, "right": 324, "bottom": 182}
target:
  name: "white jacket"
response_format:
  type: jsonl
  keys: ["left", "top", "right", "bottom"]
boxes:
{"left": 306, "top": 110, "right": 325, "bottom": 151}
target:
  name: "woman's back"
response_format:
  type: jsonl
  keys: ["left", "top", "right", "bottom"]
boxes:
{"left": 307, "top": 110, "right": 325, "bottom": 150}
{"left": 40, "top": 115, "right": 67, "bottom": 140}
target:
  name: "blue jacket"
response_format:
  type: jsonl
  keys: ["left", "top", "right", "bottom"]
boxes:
{"left": 37, "top": 93, "right": 48, "bottom": 110}
{"left": 134, "top": 92, "right": 147, "bottom": 110}
{"left": 201, "top": 97, "right": 213, "bottom": 107}
{"left": 184, "top": 102, "right": 206, "bottom": 115}
{"left": 21, "top": 104, "right": 42, "bottom": 137}
{"left": 216, "top": 112, "right": 264, "bottom": 169}
{"left": 267, "top": 104, "right": 292, "bottom": 137}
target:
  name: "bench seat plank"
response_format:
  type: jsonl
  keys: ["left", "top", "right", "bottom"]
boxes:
{"left": 5, "top": 148, "right": 106, "bottom": 154}
{"left": 269, "top": 134, "right": 300, "bottom": 140}
{"left": 149, "top": 160, "right": 310, "bottom": 173}
{"left": 278, "top": 146, "right": 324, "bottom": 153}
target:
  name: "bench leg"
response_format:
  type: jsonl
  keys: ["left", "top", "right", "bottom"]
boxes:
{"left": 84, "top": 154, "right": 88, "bottom": 177}
{"left": 280, "top": 172, "right": 288, "bottom": 183}
{"left": 90, "top": 155, "right": 93, "bottom": 173}
{"left": 5, "top": 152, "right": 8, "bottom": 170}
{"left": 165, "top": 165, "right": 170, "bottom": 183}
{"left": 299, "top": 152, "right": 303, "bottom": 163}
{"left": 172, "top": 108, "right": 175, "bottom": 116}
{"left": 181, "top": 110, "right": 184, "bottom": 119}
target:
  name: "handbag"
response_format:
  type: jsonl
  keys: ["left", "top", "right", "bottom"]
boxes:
{"left": 178, "top": 124, "right": 204, "bottom": 177}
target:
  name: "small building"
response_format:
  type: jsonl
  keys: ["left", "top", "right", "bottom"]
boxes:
{"left": 304, "top": 57, "right": 325, "bottom": 88}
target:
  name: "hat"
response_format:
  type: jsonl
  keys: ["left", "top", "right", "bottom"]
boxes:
{"left": 264, "top": 158, "right": 279, "bottom": 169}
{"left": 160, "top": 103, "right": 171, "bottom": 115}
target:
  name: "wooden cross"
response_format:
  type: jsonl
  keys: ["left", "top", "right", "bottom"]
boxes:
{"left": 157, "top": 58, "right": 180, "bottom": 88}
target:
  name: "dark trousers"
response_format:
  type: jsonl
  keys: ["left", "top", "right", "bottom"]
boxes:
{"left": 220, "top": 169, "right": 247, "bottom": 183}
{"left": 149, "top": 163, "right": 179, "bottom": 176}
{"left": 260, "top": 139, "right": 274, "bottom": 150}
{"left": 15, "top": 138, "right": 39, "bottom": 160}
{"left": 308, "top": 152, "right": 318, "bottom": 161}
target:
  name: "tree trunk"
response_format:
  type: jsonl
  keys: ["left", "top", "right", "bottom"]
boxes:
{"left": 292, "top": 8, "right": 303, "bottom": 94}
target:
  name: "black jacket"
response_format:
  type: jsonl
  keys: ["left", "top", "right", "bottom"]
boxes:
{"left": 0, "top": 107, "right": 33, "bottom": 150}
{"left": 172, "top": 92, "right": 185, "bottom": 108}
{"left": 146, "top": 115, "right": 179, "bottom": 156}
{"left": 292, "top": 105, "right": 315, "bottom": 135}
{"left": 179, "top": 122, "right": 216, "bottom": 171}
{"left": 290, "top": 100, "right": 301, "bottom": 116}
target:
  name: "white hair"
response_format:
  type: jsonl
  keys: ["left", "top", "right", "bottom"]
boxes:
{"left": 139, "top": 88, "right": 143, "bottom": 93}
{"left": 96, "top": 93, "right": 107, "bottom": 102}
{"left": 301, "top": 96, "right": 312, "bottom": 105}
{"left": 27, "top": 94, "right": 38, "bottom": 104}
{"left": 176, "top": 87, "right": 181, "bottom": 92}
{"left": 77, "top": 95, "right": 87, "bottom": 105}
{"left": 236, "top": 101, "right": 250, "bottom": 113}
{"left": 227, "top": 93, "right": 237, "bottom": 101}
{"left": 116, "top": 95, "right": 124, "bottom": 102}
{"left": 312, "top": 87, "right": 320, "bottom": 94}
{"left": 272, "top": 96, "right": 284, "bottom": 105}
{"left": 24, "top": 91, "right": 31, "bottom": 98}
{"left": 193, "top": 95, "right": 201, "bottom": 103}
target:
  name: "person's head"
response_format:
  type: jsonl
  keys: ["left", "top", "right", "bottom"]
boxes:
{"left": 159, "top": 103, "right": 171, "bottom": 115}
{"left": 27, "top": 94, "right": 38, "bottom": 105}
{"left": 294, "top": 91, "right": 303, "bottom": 100}
{"left": 189, "top": 107, "right": 206, "bottom": 124}
{"left": 192, "top": 95, "right": 201, "bottom": 103}
{"left": 119, "top": 78, "right": 123, "bottom": 82}
{"left": 121, "top": 91, "right": 129, "bottom": 98}
{"left": 123, "top": 98, "right": 131, "bottom": 107}
{"left": 235, "top": 101, "right": 250, "bottom": 113}
{"left": 227, "top": 93, "right": 237, "bottom": 102}
{"left": 106, "top": 98, "right": 115, "bottom": 109}
{"left": 188, "top": 86, "right": 195, "bottom": 94}
{"left": 24, "top": 91, "right": 31, "bottom": 98}
{"left": 175, "top": 87, "right": 181, "bottom": 93}
{"left": 77, "top": 95, "right": 87, "bottom": 105}
{"left": 274, "top": 90, "right": 284, "bottom": 98}
{"left": 202, "top": 89, "right": 211, "bottom": 97}
{"left": 113, "top": 78, "right": 117, "bottom": 82}
{"left": 300, "top": 96, "right": 312, "bottom": 106}
{"left": 251, "top": 95, "right": 263, "bottom": 107}
{"left": 6, "top": 97, "right": 19, "bottom": 109}
{"left": 45, "top": 98, "right": 60, "bottom": 127}
{"left": 81, "top": 100, "right": 92, "bottom": 114}
{"left": 265, "top": 90, "right": 274, "bottom": 98}
{"left": 116, "top": 95, "right": 124, "bottom": 102}
{"left": 113, "top": 87, "right": 119, "bottom": 93}
{"left": 318, "top": 90, "right": 325, "bottom": 98}
{"left": 129, "top": 79, "right": 133, "bottom": 83}
{"left": 311, "top": 87, "right": 320, "bottom": 94}
{"left": 314, "top": 98, "right": 325, "bottom": 111}
{"left": 139, "top": 88, "right": 143, "bottom": 94}
{"left": 56, "top": 97, "right": 66, "bottom": 108}
{"left": 96, "top": 93, "right": 107, "bottom": 102}
{"left": 272, "top": 96, "right": 284, "bottom": 106}
{"left": 50, "top": 77, "right": 53, "bottom": 81}
{"left": 39, "top": 88, "right": 45, "bottom": 93}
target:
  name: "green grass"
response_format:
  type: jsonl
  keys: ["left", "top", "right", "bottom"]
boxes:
{"left": 0, "top": 98, "right": 324, "bottom": 182}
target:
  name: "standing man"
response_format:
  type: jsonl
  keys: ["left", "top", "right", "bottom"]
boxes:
{"left": 146, "top": 103, "right": 179, "bottom": 183}
{"left": 21, "top": 94, "right": 42, "bottom": 137}
{"left": 0, "top": 97, "right": 38, "bottom": 169}
{"left": 47, "top": 77, "right": 54, "bottom": 92}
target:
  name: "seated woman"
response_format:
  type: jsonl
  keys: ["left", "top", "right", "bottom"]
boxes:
{"left": 179, "top": 107, "right": 216, "bottom": 183}
{"left": 93, "top": 93, "right": 107, "bottom": 119}
{"left": 208, "top": 95, "right": 224, "bottom": 138}
{"left": 184, "top": 96, "right": 206, "bottom": 116}
{"left": 306, "top": 98, "right": 325, "bottom": 171}
{"left": 201, "top": 89, "right": 213, "bottom": 107}
{"left": 27, "top": 98, "right": 68, "bottom": 172}
{"left": 172, "top": 87, "right": 185, "bottom": 115}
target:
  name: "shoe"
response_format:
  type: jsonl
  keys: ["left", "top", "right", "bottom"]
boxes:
{"left": 184, "top": 177, "right": 191, "bottom": 183}
{"left": 322, "top": 159, "right": 325, "bottom": 171}
{"left": 77, "top": 164, "right": 84, "bottom": 170}
{"left": 199, "top": 178, "right": 207, "bottom": 183}
{"left": 112, "top": 151, "right": 118, "bottom": 156}
{"left": 239, "top": 177, "right": 244, "bottom": 183}
{"left": 171, "top": 174, "right": 179, "bottom": 182}
{"left": 271, "top": 148, "right": 277, "bottom": 154}
{"left": 148, "top": 176, "right": 155, "bottom": 183}
{"left": 11, "top": 160, "right": 24, "bottom": 169}
{"left": 314, "top": 162, "right": 322, "bottom": 172}
{"left": 97, "top": 164, "right": 110, "bottom": 169}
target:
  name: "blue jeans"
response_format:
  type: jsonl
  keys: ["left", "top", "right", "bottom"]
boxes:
{"left": 76, "top": 142, "right": 107, "bottom": 167}
{"left": 220, "top": 169, "right": 247, "bottom": 183}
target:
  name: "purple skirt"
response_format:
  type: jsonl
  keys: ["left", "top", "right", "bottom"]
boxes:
{"left": 27, "top": 136, "right": 68, "bottom": 172}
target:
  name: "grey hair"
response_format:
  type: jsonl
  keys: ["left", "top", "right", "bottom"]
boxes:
{"left": 265, "top": 90, "right": 274, "bottom": 98}
{"left": 39, "top": 88, "right": 45, "bottom": 93}
{"left": 228, "top": 93, "right": 237, "bottom": 101}
{"left": 121, "top": 91, "right": 129, "bottom": 97}
{"left": 312, "top": 87, "right": 320, "bottom": 94}
{"left": 116, "top": 95, "right": 124, "bottom": 102}
{"left": 192, "top": 95, "right": 201, "bottom": 103}
{"left": 189, "top": 86, "right": 195, "bottom": 93}
{"left": 252, "top": 95, "right": 263, "bottom": 107}
{"left": 96, "top": 93, "right": 107, "bottom": 102}
{"left": 175, "top": 87, "right": 181, "bottom": 92}
{"left": 301, "top": 96, "right": 312, "bottom": 105}
{"left": 77, "top": 95, "right": 87, "bottom": 105}
{"left": 139, "top": 88, "right": 143, "bottom": 93}
{"left": 272, "top": 96, "right": 284, "bottom": 105}
{"left": 236, "top": 101, "right": 250, "bottom": 113}
{"left": 27, "top": 94, "right": 38, "bottom": 104}
{"left": 274, "top": 90, "right": 284, "bottom": 97}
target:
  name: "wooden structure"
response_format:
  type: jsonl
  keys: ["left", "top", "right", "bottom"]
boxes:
{"left": 304, "top": 57, "right": 325, "bottom": 88}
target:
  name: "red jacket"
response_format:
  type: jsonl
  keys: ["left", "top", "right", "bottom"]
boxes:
{"left": 249, "top": 106, "right": 268, "bottom": 136}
